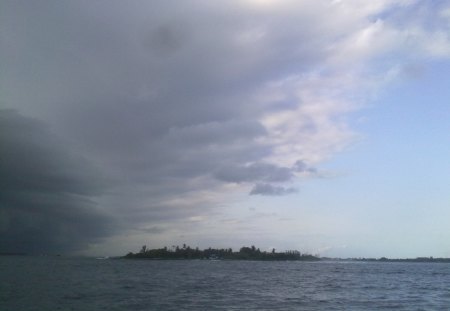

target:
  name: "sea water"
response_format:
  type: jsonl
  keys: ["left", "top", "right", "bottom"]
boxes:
{"left": 1, "top": 256, "right": 450, "bottom": 310}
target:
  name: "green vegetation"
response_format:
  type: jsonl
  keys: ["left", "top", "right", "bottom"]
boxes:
{"left": 124, "top": 244, "right": 319, "bottom": 261}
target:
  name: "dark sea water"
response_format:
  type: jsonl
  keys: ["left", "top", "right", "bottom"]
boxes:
{"left": 1, "top": 256, "right": 450, "bottom": 310}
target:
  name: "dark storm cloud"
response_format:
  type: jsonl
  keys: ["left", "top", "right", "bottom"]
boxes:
{"left": 0, "top": 110, "right": 115, "bottom": 254}
{"left": 1, "top": 0, "right": 358, "bottom": 253}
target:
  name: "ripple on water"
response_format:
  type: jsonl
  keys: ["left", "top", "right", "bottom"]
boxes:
{"left": 2, "top": 258, "right": 450, "bottom": 310}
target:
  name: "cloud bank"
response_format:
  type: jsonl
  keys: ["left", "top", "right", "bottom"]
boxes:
{"left": 1, "top": 0, "right": 450, "bottom": 254}
{"left": 0, "top": 110, "right": 114, "bottom": 253}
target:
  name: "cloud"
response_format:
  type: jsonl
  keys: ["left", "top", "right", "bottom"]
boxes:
{"left": 250, "top": 183, "right": 297, "bottom": 196}
{"left": 214, "top": 160, "right": 316, "bottom": 195}
{"left": 214, "top": 162, "right": 294, "bottom": 184}
{"left": 293, "top": 160, "right": 318, "bottom": 174}
{"left": 1, "top": 0, "right": 449, "bottom": 253}
{"left": 0, "top": 110, "right": 115, "bottom": 254}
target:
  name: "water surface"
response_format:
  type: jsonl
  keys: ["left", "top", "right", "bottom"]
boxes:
{"left": 1, "top": 256, "right": 450, "bottom": 310}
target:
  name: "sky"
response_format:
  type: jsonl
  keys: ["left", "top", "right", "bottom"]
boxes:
{"left": 1, "top": 0, "right": 449, "bottom": 258}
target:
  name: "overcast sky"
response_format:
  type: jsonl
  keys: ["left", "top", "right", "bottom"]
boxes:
{"left": 1, "top": 0, "right": 450, "bottom": 257}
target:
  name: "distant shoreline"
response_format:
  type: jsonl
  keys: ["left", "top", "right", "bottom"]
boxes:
{"left": 123, "top": 245, "right": 320, "bottom": 261}
{"left": 321, "top": 257, "right": 450, "bottom": 263}
{"left": 121, "top": 245, "right": 450, "bottom": 263}
{"left": 121, "top": 257, "right": 450, "bottom": 263}
{"left": 2, "top": 251, "right": 450, "bottom": 263}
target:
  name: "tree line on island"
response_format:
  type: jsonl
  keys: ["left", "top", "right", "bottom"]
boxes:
{"left": 124, "top": 244, "right": 319, "bottom": 261}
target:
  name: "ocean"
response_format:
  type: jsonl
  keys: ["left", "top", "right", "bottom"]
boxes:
{"left": 1, "top": 256, "right": 450, "bottom": 310}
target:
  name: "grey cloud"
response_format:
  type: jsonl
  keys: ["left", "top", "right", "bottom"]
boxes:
{"left": 144, "top": 23, "right": 189, "bottom": 57}
{"left": 293, "top": 160, "right": 318, "bottom": 174}
{"left": 214, "top": 162, "right": 294, "bottom": 184}
{"left": 214, "top": 160, "right": 317, "bottom": 184}
{"left": 0, "top": 110, "right": 115, "bottom": 254}
{"left": 249, "top": 183, "right": 297, "bottom": 196}
{"left": 1, "top": 1, "right": 357, "bottom": 253}
{"left": 0, "top": 110, "right": 108, "bottom": 196}
{"left": 139, "top": 226, "right": 166, "bottom": 234}
{"left": 166, "top": 119, "right": 267, "bottom": 147}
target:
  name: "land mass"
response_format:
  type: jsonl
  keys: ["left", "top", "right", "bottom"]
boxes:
{"left": 123, "top": 244, "right": 450, "bottom": 262}
{"left": 124, "top": 245, "right": 320, "bottom": 261}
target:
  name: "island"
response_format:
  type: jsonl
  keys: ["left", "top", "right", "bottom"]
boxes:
{"left": 124, "top": 244, "right": 320, "bottom": 261}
